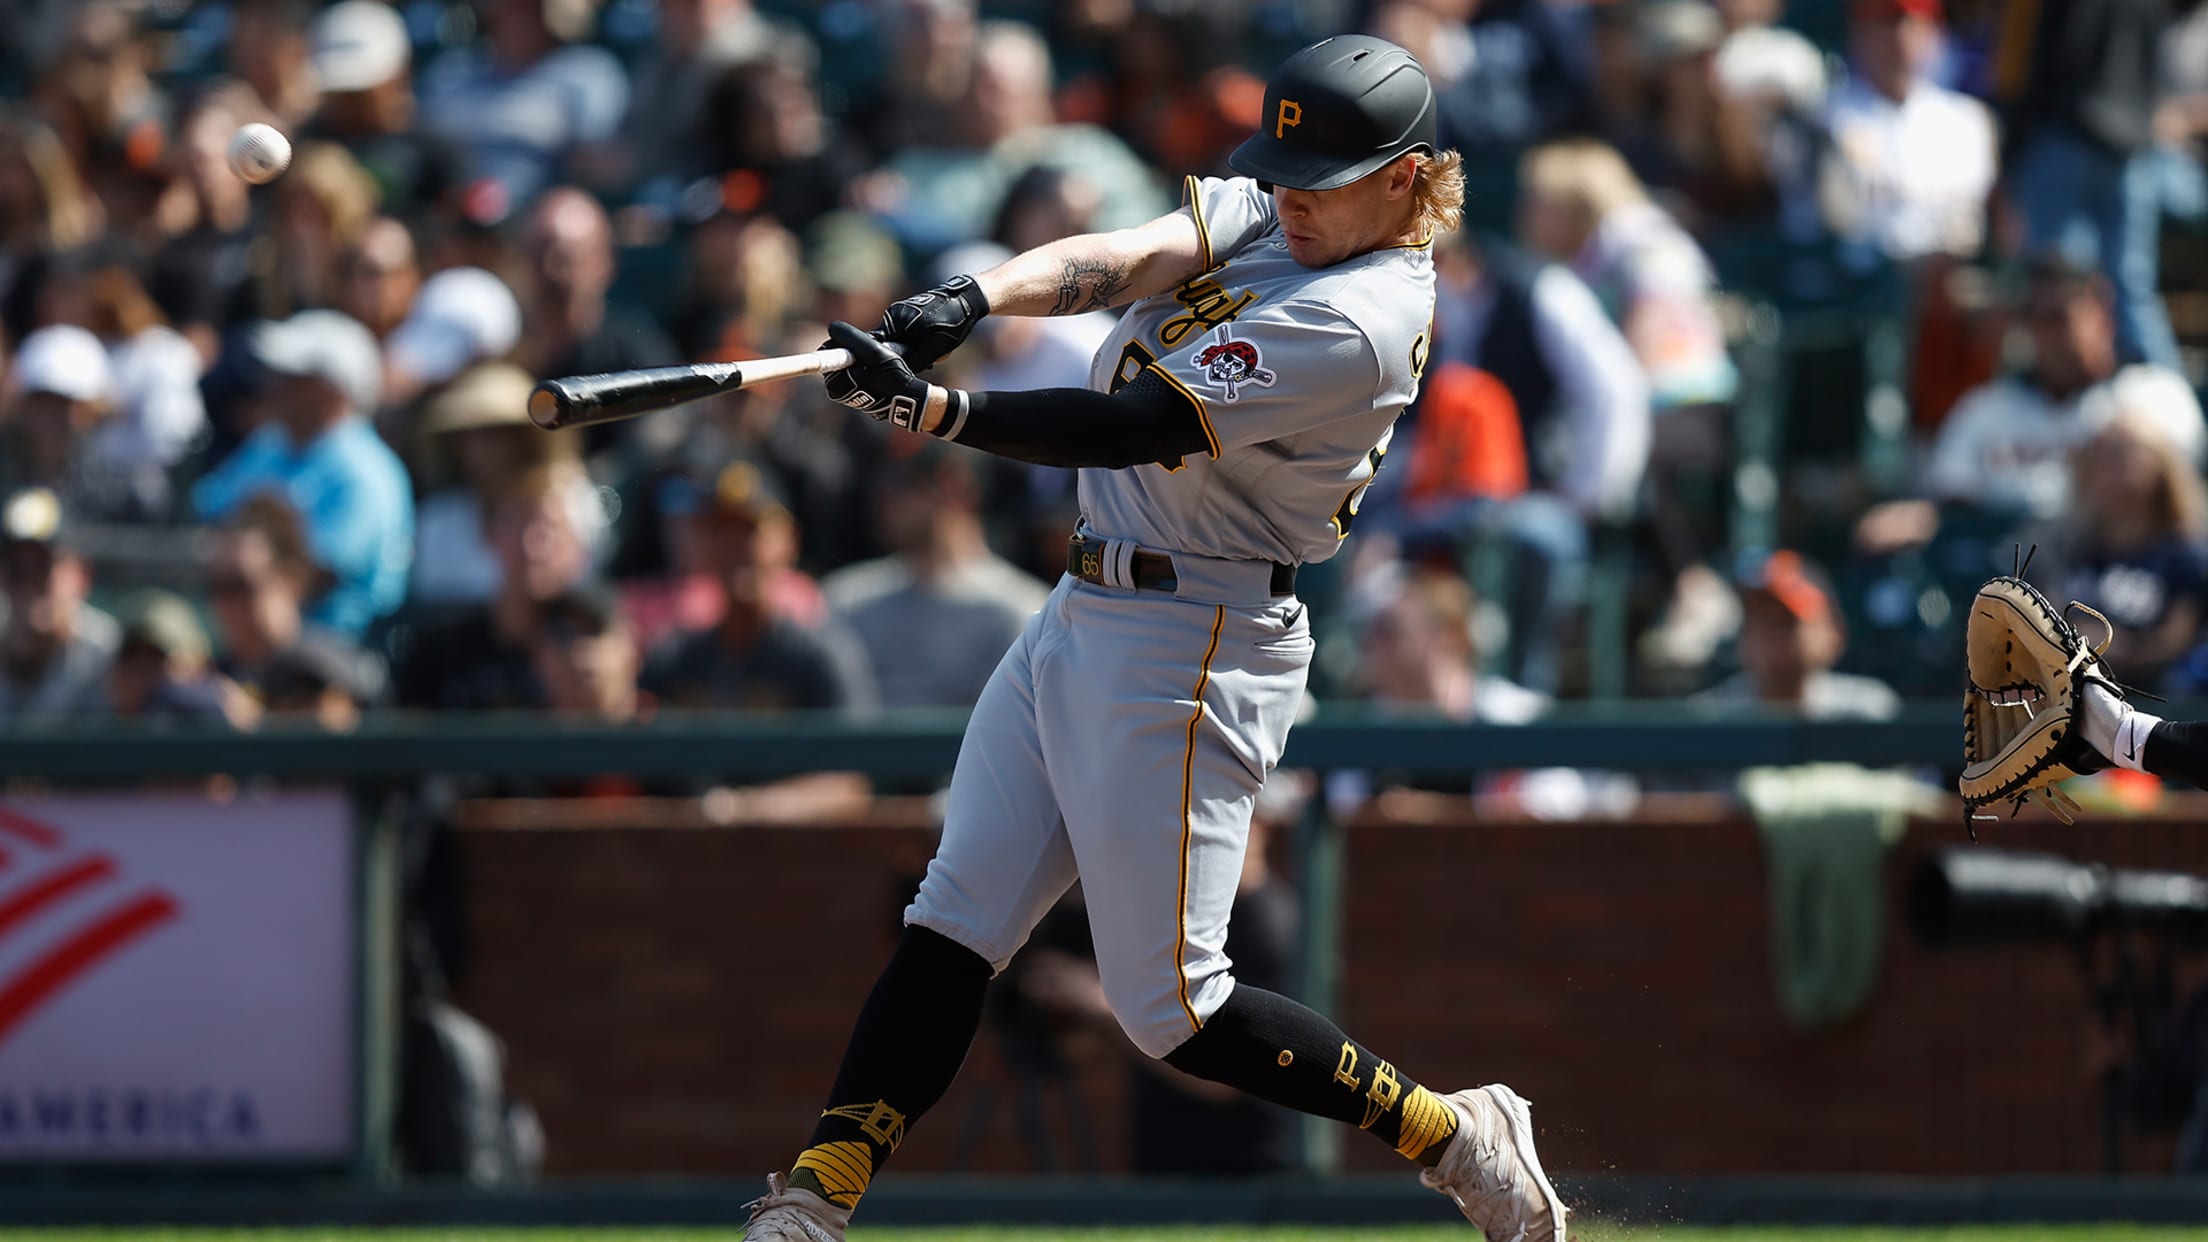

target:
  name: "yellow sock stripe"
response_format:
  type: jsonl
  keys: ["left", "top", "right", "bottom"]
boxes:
{"left": 1174, "top": 604, "right": 1228, "bottom": 1035}
{"left": 792, "top": 1141, "right": 875, "bottom": 1208}
{"left": 1393, "top": 1086, "right": 1459, "bottom": 1161}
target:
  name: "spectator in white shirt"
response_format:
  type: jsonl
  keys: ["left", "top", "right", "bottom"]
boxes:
{"left": 1812, "top": 0, "right": 1997, "bottom": 261}
{"left": 1859, "top": 260, "right": 2206, "bottom": 552}
{"left": 409, "top": 363, "right": 606, "bottom": 608}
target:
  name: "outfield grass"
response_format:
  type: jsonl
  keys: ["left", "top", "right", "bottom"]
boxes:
{"left": 4, "top": 1219, "right": 2208, "bottom": 1228}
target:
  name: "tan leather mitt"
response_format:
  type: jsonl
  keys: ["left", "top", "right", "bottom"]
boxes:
{"left": 1960, "top": 574, "right": 2118, "bottom": 829}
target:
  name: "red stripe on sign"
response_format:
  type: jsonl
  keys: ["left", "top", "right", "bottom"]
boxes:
{"left": 0, "top": 856, "right": 116, "bottom": 937}
{"left": 0, "top": 893, "right": 179, "bottom": 1045}
{"left": 0, "top": 807, "right": 61, "bottom": 849}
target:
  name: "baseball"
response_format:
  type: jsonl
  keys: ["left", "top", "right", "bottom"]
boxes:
{"left": 226, "top": 123, "right": 291, "bottom": 185}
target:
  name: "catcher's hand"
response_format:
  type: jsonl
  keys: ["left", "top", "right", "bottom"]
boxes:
{"left": 877, "top": 274, "right": 990, "bottom": 373}
{"left": 1960, "top": 572, "right": 2122, "bottom": 830}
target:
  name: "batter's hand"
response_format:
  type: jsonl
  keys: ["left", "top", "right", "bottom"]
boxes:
{"left": 823, "top": 321, "right": 931, "bottom": 431}
{"left": 878, "top": 274, "right": 989, "bottom": 372}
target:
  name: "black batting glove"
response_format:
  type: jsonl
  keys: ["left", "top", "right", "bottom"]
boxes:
{"left": 878, "top": 274, "right": 990, "bottom": 372}
{"left": 823, "top": 320, "right": 932, "bottom": 431}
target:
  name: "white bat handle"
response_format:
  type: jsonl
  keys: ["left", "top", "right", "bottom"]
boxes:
{"left": 741, "top": 348, "right": 855, "bottom": 388}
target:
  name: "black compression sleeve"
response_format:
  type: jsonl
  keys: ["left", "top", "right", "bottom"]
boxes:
{"left": 950, "top": 370, "right": 1212, "bottom": 469}
{"left": 2143, "top": 721, "right": 2208, "bottom": 791}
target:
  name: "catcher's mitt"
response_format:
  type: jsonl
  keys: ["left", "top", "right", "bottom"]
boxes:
{"left": 1959, "top": 569, "right": 2119, "bottom": 831}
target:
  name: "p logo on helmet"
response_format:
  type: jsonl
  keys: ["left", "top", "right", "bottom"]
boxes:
{"left": 1276, "top": 99, "right": 1302, "bottom": 138}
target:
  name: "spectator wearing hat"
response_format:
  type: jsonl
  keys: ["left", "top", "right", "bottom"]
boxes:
{"left": 1995, "top": 0, "right": 2184, "bottom": 370}
{"left": 643, "top": 458, "right": 874, "bottom": 713}
{"left": 305, "top": 0, "right": 471, "bottom": 219}
{"left": 410, "top": 363, "right": 605, "bottom": 608}
{"left": 191, "top": 309, "right": 414, "bottom": 638}
{"left": 514, "top": 188, "right": 678, "bottom": 410}
{"left": 1701, "top": 550, "right": 1900, "bottom": 720}
{"left": 106, "top": 589, "right": 253, "bottom": 727}
{"left": 1713, "top": 0, "right": 1828, "bottom": 118}
{"left": 382, "top": 265, "right": 522, "bottom": 408}
{"left": 414, "top": 0, "right": 630, "bottom": 203}
{"left": 806, "top": 211, "right": 906, "bottom": 338}
{"left": 823, "top": 442, "right": 1048, "bottom": 709}
{"left": 1805, "top": 0, "right": 1996, "bottom": 262}
{"left": 0, "top": 324, "right": 138, "bottom": 520}
{"left": 0, "top": 487, "right": 117, "bottom": 725}
{"left": 394, "top": 461, "right": 595, "bottom": 712}
{"left": 207, "top": 493, "right": 383, "bottom": 709}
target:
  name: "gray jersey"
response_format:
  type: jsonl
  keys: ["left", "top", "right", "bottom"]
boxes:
{"left": 1079, "top": 175, "right": 1436, "bottom": 566}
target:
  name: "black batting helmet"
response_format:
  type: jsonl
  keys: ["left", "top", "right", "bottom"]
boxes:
{"left": 1228, "top": 35, "right": 1439, "bottom": 193}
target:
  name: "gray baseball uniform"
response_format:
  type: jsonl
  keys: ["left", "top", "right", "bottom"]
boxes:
{"left": 906, "top": 175, "right": 1436, "bottom": 1057}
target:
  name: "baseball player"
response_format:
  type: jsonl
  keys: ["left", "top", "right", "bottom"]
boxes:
{"left": 744, "top": 37, "right": 1568, "bottom": 1242}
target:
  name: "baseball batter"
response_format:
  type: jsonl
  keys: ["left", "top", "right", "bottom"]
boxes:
{"left": 745, "top": 37, "right": 1568, "bottom": 1242}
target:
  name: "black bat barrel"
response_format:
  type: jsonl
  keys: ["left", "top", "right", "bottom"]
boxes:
{"left": 528, "top": 363, "right": 744, "bottom": 429}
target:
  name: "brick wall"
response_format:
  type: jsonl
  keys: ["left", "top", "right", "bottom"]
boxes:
{"left": 450, "top": 800, "right": 2208, "bottom": 1178}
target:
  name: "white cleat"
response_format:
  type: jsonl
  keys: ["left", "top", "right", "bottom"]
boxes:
{"left": 741, "top": 1172, "right": 850, "bottom": 1242}
{"left": 1419, "top": 1084, "right": 1571, "bottom": 1241}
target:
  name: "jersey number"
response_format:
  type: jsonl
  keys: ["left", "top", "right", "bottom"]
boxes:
{"left": 1106, "top": 340, "right": 1194, "bottom": 472}
{"left": 1331, "top": 439, "right": 1391, "bottom": 539}
{"left": 1107, "top": 340, "right": 1156, "bottom": 394}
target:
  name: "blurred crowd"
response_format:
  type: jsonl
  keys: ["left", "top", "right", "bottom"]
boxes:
{"left": 1, "top": 0, "right": 2207, "bottom": 810}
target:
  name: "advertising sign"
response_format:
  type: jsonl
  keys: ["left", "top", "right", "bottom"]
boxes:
{"left": 0, "top": 789, "right": 355, "bottom": 1161}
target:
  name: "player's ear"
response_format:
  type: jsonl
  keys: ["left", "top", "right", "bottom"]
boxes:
{"left": 1387, "top": 153, "right": 1420, "bottom": 199}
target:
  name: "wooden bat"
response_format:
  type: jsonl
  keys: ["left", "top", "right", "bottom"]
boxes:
{"left": 527, "top": 348, "right": 856, "bottom": 430}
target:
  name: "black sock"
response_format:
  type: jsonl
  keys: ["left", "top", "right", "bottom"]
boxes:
{"left": 786, "top": 926, "right": 992, "bottom": 1209}
{"left": 1163, "top": 984, "right": 1460, "bottom": 1167}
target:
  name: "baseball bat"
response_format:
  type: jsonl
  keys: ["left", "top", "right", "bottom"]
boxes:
{"left": 527, "top": 348, "right": 856, "bottom": 430}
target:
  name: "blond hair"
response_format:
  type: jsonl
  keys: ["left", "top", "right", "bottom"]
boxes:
{"left": 1519, "top": 139, "right": 1648, "bottom": 227}
{"left": 2080, "top": 417, "right": 2208, "bottom": 544}
{"left": 1412, "top": 149, "right": 1466, "bottom": 237}
{"left": 282, "top": 143, "right": 381, "bottom": 243}
{"left": 0, "top": 115, "right": 102, "bottom": 250}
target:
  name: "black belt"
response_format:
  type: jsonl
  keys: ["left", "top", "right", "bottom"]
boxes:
{"left": 1067, "top": 536, "right": 1295, "bottom": 596}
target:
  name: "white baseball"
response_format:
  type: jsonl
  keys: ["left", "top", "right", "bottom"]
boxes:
{"left": 227, "top": 123, "right": 292, "bottom": 185}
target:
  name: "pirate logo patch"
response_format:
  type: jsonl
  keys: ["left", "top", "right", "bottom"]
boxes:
{"left": 1189, "top": 336, "right": 1276, "bottom": 403}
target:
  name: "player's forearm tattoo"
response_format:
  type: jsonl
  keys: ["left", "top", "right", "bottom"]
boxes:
{"left": 1050, "top": 257, "right": 1129, "bottom": 315}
